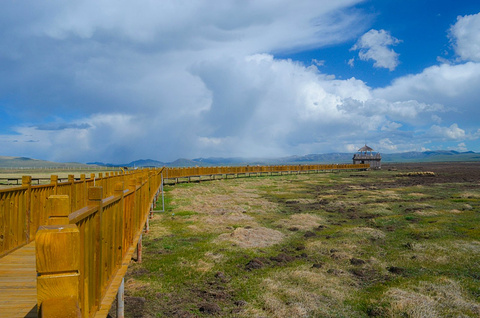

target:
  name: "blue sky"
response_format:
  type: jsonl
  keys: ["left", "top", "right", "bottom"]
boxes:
{"left": 1, "top": 0, "right": 480, "bottom": 163}
{"left": 282, "top": 0, "right": 480, "bottom": 86}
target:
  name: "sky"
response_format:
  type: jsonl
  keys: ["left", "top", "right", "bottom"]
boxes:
{"left": 1, "top": 0, "right": 480, "bottom": 163}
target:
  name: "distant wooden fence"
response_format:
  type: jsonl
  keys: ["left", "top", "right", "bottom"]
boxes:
{"left": 163, "top": 163, "right": 369, "bottom": 182}
{"left": 0, "top": 163, "right": 368, "bottom": 317}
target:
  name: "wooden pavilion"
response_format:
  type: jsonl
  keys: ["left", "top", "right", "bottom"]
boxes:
{"left": 352, "top": 144, "right": 381, "bottom": 169}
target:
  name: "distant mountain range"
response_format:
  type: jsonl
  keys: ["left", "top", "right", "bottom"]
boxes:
{"left": 0, "top": 150, "right": 478, "bottom": 169}
{"left": 88, "top": 150, "right": 480, "bottom": 167}
{"left": 0, "top": 156, "right": 90, "bottom": 168}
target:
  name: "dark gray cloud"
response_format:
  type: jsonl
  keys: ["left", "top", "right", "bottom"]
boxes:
{"left": 35, "top": 123, "right": 92, "bottom": 131}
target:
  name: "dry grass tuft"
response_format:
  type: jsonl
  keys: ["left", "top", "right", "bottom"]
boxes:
{"left": 285, "top": 198, "right": 317, "bottom": 204}
{"left": 459, "top": 191, "right": 480, "bottom": 199}
{"left": 202, "top": 211, "right": 256, "bottom": 227}
{"left": 384, "top": 278, "right": 480, "bottom": 317}
{"left": 246, "top": 266, "right": 356, "bottom": 317}
{"left": 125, "top": 278, "right": 150, "bottom": 292}
{"left": 215, "top": 227, "right": 284, "bottom": 248}
{"left": 409, "top": 192, "right": 428, "bottom": 197}
{"left": 398, "top": 171, "right": 435, "bottom": 177}
{"left": 146, "top": 215, "right": 171, "bottom": 239}
{"left": 409, "top": 240, "right": 480, "bottom": 265}
{"left": 274, "top": 213, "right": 323, "bottom": 231}
{"left": 349, "top": 226, "right": 386, "bottom": 240}
{"left": 385, "top": 287, "right": 438, "bottom": 317}
{"left": 168, "top": 182, "right": 282, "bottom": 234}
{"left": 450, "top": 209, "right": 463, "bottom": 214}
{"left": 193, "top": 259, "right": 214, "bottom": 273}
{"left": 305, "top": 240, "right": 357, "bottom": 260}
{"left": 364, "top": 203, "right": 396, "bottom": 216}
{"left": 414, "top": 210, "right": 439, "bottom": 216}
{"left": 381, "top": 190, "right": 401, "bottom": 197}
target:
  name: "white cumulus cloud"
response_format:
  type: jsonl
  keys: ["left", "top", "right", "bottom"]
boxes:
{"left": 429, "top": 123, "right": 466, "bottom": 140}
{"left": 351, "top": 29, "right": 401, "bottom": 71}
{"left": 449, "top": 12, "right": 480, "bottom": 62}
{"left": 374, "top": 62, "right": 480, "bottom": 126}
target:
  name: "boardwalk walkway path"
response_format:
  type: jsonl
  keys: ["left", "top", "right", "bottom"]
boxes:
{"left": 0, "top": 242, "right": 37, "bottom": 318}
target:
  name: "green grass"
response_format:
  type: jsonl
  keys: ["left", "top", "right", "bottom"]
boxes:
{"left": 121, "top": 167, "right": 480, "bottom": 317}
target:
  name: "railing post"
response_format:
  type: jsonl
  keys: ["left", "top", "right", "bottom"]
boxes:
{"left": 47, "top": 195, "right": 71, "bottom": 225}
{"left": 36, "top": 224, "right": 81, "bottom": 317}
{"left": 69, "top": 175, "right": 75, "bottom": 210}
{"left": 161, "top": 171, "right": 165, "bottom": 212}
{"left": 145, "top": 215, "right": 150, "bottom": 234}
{"left": 22, "top": 176, "right": 32, "bottom": 243}
{"left": 51, "top": 175, "right": 58, "bottom": 195}
{"left": 79, "top": 174, "right": 86, "bottom": 207}
{"left": 88, "top": 186, "right": 104, "bottom": 308}
{"left": 137, "top": 233, "right": 142, "bottom": 263}
{"left": 128, "top": 178, "right": 137, "bottom": 193}
{"left": 114, "top": 182, "right": 125, "bottom": 264}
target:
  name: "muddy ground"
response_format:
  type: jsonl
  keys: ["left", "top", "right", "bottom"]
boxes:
{"left": 384, "top": 162, "right": 480, "bottom": 184}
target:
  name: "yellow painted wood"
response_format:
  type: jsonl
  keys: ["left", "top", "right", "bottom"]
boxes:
{"left": 47, "top": 194, "right": 71, "bottom": 225}
{"left": 36, "top": 225, "right": 80, "bottom": 274}
{"left": 35, "top": 225, "right": 80, "bottom": 317}
{"left": 41, "top": 297, "right": 81, "bottom": 318}
{"left": 0, "top": 241, "right": 37, "bottom": 318}
{"left": 93, "top": 220, "right": 144, "bottom": 318}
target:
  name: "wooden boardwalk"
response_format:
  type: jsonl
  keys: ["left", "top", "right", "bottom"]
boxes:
{"left": 0, "top": 242, "right": 37, "bottom": 318}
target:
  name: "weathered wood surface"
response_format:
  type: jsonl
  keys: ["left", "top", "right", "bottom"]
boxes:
{"left": 0, "top": 241, "right": 37, "bottom": 318}
{"left": 36, "top": 225, "right": 81, "bottom": 317}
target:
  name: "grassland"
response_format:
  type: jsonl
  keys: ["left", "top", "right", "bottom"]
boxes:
{"left": 115, "top": 163, "right": 480, "bottom": 317}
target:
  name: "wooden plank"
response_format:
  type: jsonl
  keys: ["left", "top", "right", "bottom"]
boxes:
{"left": 0, "top": 241, "right": 37, "bottom": 318}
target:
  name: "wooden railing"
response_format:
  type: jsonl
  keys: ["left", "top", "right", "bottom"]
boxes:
{"left": 35, "top": 169, "right": 163, "bottom": 317}
{"left": 0, "top": 170, "right": 160, "bottom": 257}
{"left": 163, "top": 163, "right": 369, "bottom": 180}
{"left": 0, "top": 163, "right": 368, "bottom": 317}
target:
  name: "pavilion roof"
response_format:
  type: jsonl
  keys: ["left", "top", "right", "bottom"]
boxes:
{"left": 358, "top": 144, "right": 374, "bottom": 152}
